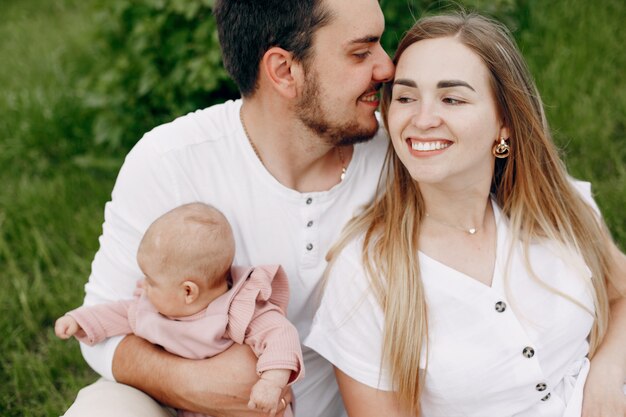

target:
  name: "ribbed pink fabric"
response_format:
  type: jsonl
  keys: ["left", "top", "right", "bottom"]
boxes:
{"left": 226, "top": 265, "right": 302, "bottom": 382}
{"left": 67, "top": 300, "right": 134, "bottom": 345}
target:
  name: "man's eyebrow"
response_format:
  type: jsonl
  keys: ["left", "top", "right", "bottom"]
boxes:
{"left": 348, "top": 35, "right": 380, "bottom": 45}
{"left": 437, "top": 80, "right": 475, "bottom": 91}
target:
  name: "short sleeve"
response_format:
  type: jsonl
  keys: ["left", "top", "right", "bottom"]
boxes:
{"left": 80, "top": 137, "right": 181, "bottom": 379}
{"left": 304, "top": 239, "right": 393, "bottom": 391}
{"left": 569, "top": 178, "right": 601, "bottom": 216}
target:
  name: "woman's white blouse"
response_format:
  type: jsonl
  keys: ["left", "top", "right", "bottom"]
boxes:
{"left": 305, "top": 182, "right": 601, "bottom": 417}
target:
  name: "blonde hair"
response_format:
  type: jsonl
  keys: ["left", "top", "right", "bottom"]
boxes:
{"left": 327, "top": 12, "right": 615, "bottom": 415}
{"left": 137, "top": 202, "right": 235, "bottom": 289}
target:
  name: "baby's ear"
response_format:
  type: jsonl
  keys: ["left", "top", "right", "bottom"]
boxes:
{"left": 182, "top": 280, "right": 200, "bottom": 304}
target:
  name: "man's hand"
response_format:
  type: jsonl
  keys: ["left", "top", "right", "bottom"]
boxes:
{"left": 112, "top": 336, "right": 293, "bottom": 417}
{"left": 54, "top": 315, "right": 79, "bottom": 339}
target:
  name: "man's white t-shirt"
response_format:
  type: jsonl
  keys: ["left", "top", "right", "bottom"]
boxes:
{"left": 80, "top": 99, "right": 389, "bottom": 417}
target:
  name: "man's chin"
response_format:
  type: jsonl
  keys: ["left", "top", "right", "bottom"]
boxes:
{"left": 335, "top": 124, "right": 379, "bottom": 146}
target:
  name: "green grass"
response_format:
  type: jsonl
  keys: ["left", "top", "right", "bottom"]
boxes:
{"left": 0, "top": 1, "right": 115, "bottom": 415}
{"left": 0, "top": 0, "right": 624, "bottom": 415}
{"left": 520, "top": 0, "right": 626, "bottom": 245}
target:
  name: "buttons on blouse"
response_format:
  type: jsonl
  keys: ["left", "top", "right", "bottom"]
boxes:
{"left": 307, "top": 220, "right": 314, "bottom": 228}
{"left": 535, "top": 383, "right": 547, "bottom": 392}
{"left": 522, "top": 347, "right": 535, "bottom": 358}
{"left": 495, "top": 301, "right": 507, "bottom": 312}
{"left": 306, "top": 197, "right": 313, "bottom": 205}
{"left": 541, "top": 393, "right": 551, "bottom": 401}
{"left": 306, "top": 243, "right": 314, "bottom": 251}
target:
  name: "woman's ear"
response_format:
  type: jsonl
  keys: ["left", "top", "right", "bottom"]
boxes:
{"left": 499, "top": 125, "right": 511, "bottom": 141}
{"left": 182, "top": 280, "right": 200, "bottom": 304}
{"left": 260, "top": 46, "right": 299, "bottom": 99}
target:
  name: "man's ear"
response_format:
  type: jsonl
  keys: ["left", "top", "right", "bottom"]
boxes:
{"left": 260, "top": 47, "right": 299, "bottom": 99}
{"left": 182, "top": 280, "right": 200, "bottom": 304}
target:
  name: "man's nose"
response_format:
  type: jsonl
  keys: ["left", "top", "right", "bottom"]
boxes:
{"left": 372, "top": 46, "right": 394, "bottom": 83}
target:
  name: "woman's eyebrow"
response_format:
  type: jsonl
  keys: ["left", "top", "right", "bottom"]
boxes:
{"left": 392, "top": 79, "right": 476, "bottom": 92}
{"left": 393, "top": 78, "right": 417, "bottom": 87}
{"left": 437, "top": 80, "right": 475, "bottom": 91}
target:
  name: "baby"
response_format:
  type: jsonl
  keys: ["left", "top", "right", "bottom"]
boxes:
{"left": 55, "top": 202, "right": 303, "bottom": 417}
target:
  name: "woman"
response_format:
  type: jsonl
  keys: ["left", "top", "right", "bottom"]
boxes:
{"left": 305, "top": 12, "right": 626, "bottom": 417}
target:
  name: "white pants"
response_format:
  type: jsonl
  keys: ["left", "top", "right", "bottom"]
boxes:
{"left": 62, "top": 378, "right": 176, "bottom": 417}
{"left": 62, "top": 378, "right": 295, "bottom": 417}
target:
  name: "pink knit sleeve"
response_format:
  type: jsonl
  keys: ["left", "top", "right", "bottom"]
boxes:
{"left": 246, "top": 308, "right": 304, "bottom": 384}
{"left": 66, "top": 300, "right": 135, "bottom": 345}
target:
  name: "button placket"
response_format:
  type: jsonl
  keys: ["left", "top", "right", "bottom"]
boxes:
{"left": 491, "top": 293, "right": 547, "bottom": 402}
{"left": 302, "top": 196, "right": 318, "bottom": 256}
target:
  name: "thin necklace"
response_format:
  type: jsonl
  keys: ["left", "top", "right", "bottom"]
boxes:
{"left": 239, "top": 106, "right": 348, "bottom": 182}
{"left": 337, "top": 146, "right": 347, "bottom": 181}
{"left": 425, "top": 213, "right": 480, "bottom": 235}
{"left": 240, "top": 107, "right": 262, "bottom": 161}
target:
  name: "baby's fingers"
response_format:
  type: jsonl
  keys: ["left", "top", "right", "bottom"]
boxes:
{"left": 247, "top": 399, "right": 257, "bottom": 411}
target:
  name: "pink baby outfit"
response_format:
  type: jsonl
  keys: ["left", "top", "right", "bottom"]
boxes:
{"left": 67, "top": 265, "right": 303, "bottom": 417}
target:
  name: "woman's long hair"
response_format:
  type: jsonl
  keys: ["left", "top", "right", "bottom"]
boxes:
{"left": 327, "top": 12, "right": 615, "bottom": 415}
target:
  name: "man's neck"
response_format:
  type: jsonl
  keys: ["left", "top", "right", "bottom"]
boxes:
{"left": 240, "top": 99, "right": 353, "bottom": 193}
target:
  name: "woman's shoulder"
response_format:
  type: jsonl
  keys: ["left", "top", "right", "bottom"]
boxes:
{"left": 327, "top": 234, "right": 370, "bottom": 283}
{"left": 568, "top": 177, "right": 601, "bottom": 215}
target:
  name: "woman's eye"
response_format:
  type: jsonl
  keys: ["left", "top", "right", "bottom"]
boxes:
{"left": 395, "top": 96, "right": 414, "bottom": 104}
{"left": 443, "top": 97, "right": 464, "bottom": 105}
{"left": 354, "top": 51, "right": 372, "bottom": 59}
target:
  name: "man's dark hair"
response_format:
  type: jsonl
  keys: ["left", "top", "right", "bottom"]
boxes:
{"left": 214, "top": 0, "right": 333, "bottom": 97}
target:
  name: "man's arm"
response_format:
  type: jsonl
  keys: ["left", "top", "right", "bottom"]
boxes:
{"left": 113, "top": 336, "right": 294, "bottom": 417}
{"left": 582, "top": 239, "right": 626, "bottom": 417}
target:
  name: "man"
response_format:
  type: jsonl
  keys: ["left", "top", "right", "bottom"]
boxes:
{"left": 63, "top": 0, "right": 393, "bottom": 416}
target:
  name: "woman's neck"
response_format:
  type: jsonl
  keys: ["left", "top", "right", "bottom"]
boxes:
{"left": 420, "top": 181, "right": 492, "bottom": 230}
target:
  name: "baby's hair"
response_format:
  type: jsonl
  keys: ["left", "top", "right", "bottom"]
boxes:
{"left": 137, "top": 202, "right": 235, "bottom": 289}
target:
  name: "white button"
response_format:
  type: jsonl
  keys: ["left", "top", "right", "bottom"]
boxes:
{"left": 307, "top": 220, "right": 314, "bottom": 227}
{"left": 306, "top": 198, "right": 313, "bottom": 205}
{"left": 306, "top": 243, "right": 313, "bottom": 251}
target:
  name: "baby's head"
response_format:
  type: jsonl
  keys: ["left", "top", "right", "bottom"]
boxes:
{"left": 136, "top": 202, "right": 235, "bottom": 318}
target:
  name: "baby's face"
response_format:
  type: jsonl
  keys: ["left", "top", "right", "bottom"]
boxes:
{"left": 142, "top": 273, "right": 186, "bottom": 318}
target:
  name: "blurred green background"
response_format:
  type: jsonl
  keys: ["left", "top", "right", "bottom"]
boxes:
{"left": 0, "top": 0, "right": 624, "bottom": 415}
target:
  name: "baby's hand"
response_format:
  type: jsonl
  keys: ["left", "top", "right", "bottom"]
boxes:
{"left": 133, "top": 278, "right": 145, "bottom": 297}
{"left": 54, "top": 315, "right": 80, "bottom": 339}
{"left": 247, "top": 369, "right": 291, "bottom": 417}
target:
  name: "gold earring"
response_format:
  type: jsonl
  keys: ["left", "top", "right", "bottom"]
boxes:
{"left": 492, "top": 137, "right": 510, "bottom": 158}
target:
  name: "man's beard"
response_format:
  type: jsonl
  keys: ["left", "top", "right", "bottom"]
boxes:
{"left": 295, "top": 70, "right": 379, "bottom": 147}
